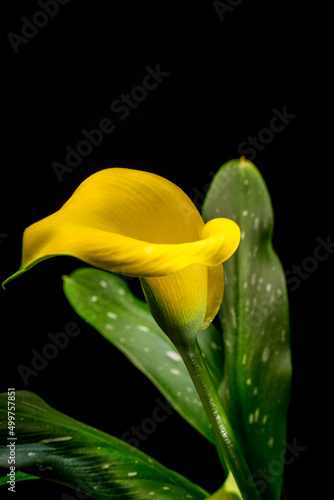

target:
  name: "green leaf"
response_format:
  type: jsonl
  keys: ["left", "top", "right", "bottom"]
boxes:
{"left": 63, "top": 268, "right": 224, "bottom": 446}
{"left": 202, "top": 158, "right": 292, "bottom": 500}
{"left": 0, "top": 391, "right": 209, "bottom": 499}
{"left": 0, "top": 470, "right": 39, "bottom": 486}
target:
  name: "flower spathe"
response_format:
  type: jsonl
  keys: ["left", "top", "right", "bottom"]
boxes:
{"left": 3, "top": 168, "right": 240, "bottom": 338}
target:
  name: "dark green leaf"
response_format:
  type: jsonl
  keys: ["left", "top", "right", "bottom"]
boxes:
{"left": 63, "top": 268, "right": 224, "bottom": 445}
{"left": 202, "top": 159, "right": 292, "bottom": 500}
{"left": 0, "top": 391, "right": 209, "bottom": 499}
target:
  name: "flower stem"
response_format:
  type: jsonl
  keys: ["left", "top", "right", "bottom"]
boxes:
{"left": 173, "top": 335, "right": 260, "bottom": 500}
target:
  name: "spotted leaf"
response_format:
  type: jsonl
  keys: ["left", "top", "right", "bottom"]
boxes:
{"left": 0, "top": 391, "right": 209, "bottom": 499}
{"left": 202, "top": 159, "right": 292, "bottom": 500}
{"left": 62, "top": 267, "right": 225, "bottom": 445}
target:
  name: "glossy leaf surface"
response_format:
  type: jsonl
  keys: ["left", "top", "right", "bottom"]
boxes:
{"left": 63, "top": 268, "right": 225, "bottom": 445}
{"left": 0, "top": 391, "right": 209, "bottom": 499}
{"left": 202, "top": 159, "right": 292, "bottom": 500}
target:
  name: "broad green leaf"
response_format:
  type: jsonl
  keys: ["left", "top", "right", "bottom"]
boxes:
{"left": 202, "top": 159, "right": 292, "bottom": 500}
{"left": 63, "top": 268, "right": 224, "bottom": 446}
{"left": 0, "top": 391, "right": 209, "bottom": 499}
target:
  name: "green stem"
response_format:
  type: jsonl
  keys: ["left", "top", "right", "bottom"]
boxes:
{"left": 173, "top": 335, "right": 260, "bottom": 500}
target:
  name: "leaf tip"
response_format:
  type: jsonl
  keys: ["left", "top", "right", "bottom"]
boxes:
{"left": 239, "top": 156, "right": 254, "bottom": 169}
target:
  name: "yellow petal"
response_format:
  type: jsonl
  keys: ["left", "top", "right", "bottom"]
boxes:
{"left": 140, "top": 264, "right": 207, "bottom": 341}
{"left": 3, "top": 167, "right": 240, "bottom": 337}
{"left": 4, "top": 168, "right": 240, "bottom": 283}
{"left": 201, "top": 263, "right": 225, "bottom": 330}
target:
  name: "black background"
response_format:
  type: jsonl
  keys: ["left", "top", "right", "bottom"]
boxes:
{"left": 1, "top": 1, "right": 331, "bottom": 498}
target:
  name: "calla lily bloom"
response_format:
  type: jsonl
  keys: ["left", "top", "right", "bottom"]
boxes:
{"left": 3, "top": 168, "right": 240, "bottom": 338}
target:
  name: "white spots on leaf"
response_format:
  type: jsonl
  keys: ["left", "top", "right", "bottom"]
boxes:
{"left": 144, "top": 347, "right": 150, "bottom": 353}
{"left": 149, "top": 492, "right": 155, "bottom": 496}
{"left": 262, "top": 346, "right": 270, "bottom": 362}
{"left": 251, "top": 297, "right": 257, "bottom": 314}
{"left": 244, "top": 178, "right": 249, "bottom": 185}
{"left": 166, "top": 350, "right": 182, "bottom": 361}
{"left": 119, "top": 338, "right": 126, "bottom": 343}
{"left": 254, "top": 408, "right": 260, "bottom": 423}
{"left": 27, "top": 452, "right": 36, "bottom": 456}
{"left": 249, "top": 413, "right": 254, "bottom": 424}
{"left": 242, "top": 353, "right": 247, "bottom": 365}
{"left": 105, "top": 324, "right": 114, "bottom": 331}
{"left": 128, "top": 472, "right": 138, "bottom": 477}
{"left": 266, "top": 283, "right": 272, "bottom": 292}
{"left": 40, "top": 436, "right": 73, "bottom": 444}
{"left": 107, "top": 311, "right": 118, "bottom": 320}
{"left": 251, "top": 273, "right": 256, "bottom": 285}
{"left": 243, "top": 281, "right": 248, "bottom": 289}
{"left": 246, "top": 378, "right": 252, "bottom": 385}
{"left": 242, "top": 210, "right": 248, "bottom": 216}
{"left": 170, "top": 368, "right": 180, "bottom": 376}
{"left": 254, "top": 217, "right": 259, "bottom": 229}
{"left": 262, "top": 415, "right": 268, "bottom": 425}
{"left": 99, "top": 280, "right": 108, "bottom": 288}
{"left": 241, "top": 230, "right": 246, "bottom": 241}
{"left": 268, "top": 437, "right": 274, "bottom": 448}
{"left": 281, "top": 329, "right": 286, "bottom": 343}
{"left": 138, "top": 325, "right": 149, "bottom": 332}
{"left": 176, "top": 391, "right": 182, "bottom": 397}
{"left": 224, "top": 338, "right": 232, "bottom": 349}
{"left": 230, "top": 308, "right": 237, "bottom": 329}
{"left": 215, "top": 207, "right": 221, "bottom": 214}
{"left": 211, "top": 342, "right": 218, "bottom": 351}
{"left": 186, "top": 386, "right": 193, "bottom": 393}
{"left": 101, "top": 464, "right": 110, "bottom": 469}
{"left": 253, "top": 387, "right": 258, "bottom": 395}
{"left": 162, "top": 486, "right": 170, "bottom": 490}
{"left": 90, "top": 295, "right": 98, "bottom": 302}
{"left": 118, "top": 288, "right": 125, "bottom": 296}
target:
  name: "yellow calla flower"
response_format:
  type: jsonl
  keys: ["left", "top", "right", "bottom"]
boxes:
{"left": 3, "top": 168, "right": 240, "bottom": 338}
